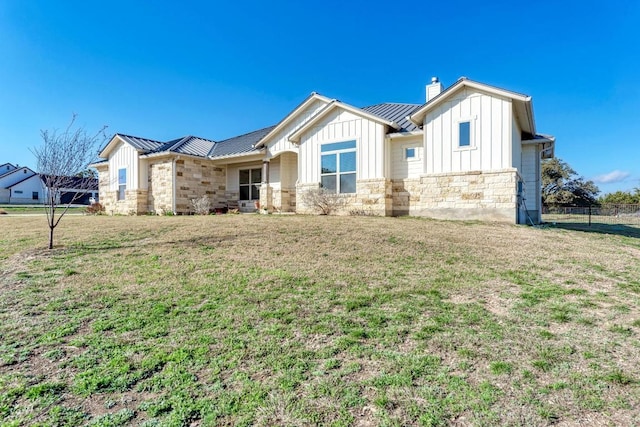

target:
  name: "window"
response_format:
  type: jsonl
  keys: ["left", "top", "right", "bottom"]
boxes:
{"left": 14, "top": 190, "right": 23, "bottom": 194}
{"left": 239, "top": 168, "right": 261, "bottom": 200}
{"left": 459, "top": 121, "right": 471, "bottom": 147}
{"left": 405, "top": 147, "right": 416, "bottom": 159}
{"left": 118, "top": 168, "right": 126, "bottom": 200}
{"left": 321, "top": 140, "right": 356, "bottom": 194}
{"left": 32, "top": 191, "right": 38, "bottom": 200}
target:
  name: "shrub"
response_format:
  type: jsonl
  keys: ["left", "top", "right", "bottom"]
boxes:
{"left": 190, "top": 196, "right": 211, "bottom": 215}
{"left": 85, "top": 202, "right": 105, "bottom": 215}
{"left": 300, "top": 188, "right": 345, "bottom": 215}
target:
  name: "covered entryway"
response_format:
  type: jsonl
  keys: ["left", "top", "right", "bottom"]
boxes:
{"left": 259, "top": 151, "right": 298, "bottom": 213}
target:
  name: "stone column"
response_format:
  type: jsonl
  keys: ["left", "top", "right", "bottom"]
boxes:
{"left": 259, "top": 160, "right": 271, "bottom": 212}
{"left": 262, "top": 160, "right": 270, "bottom": 184}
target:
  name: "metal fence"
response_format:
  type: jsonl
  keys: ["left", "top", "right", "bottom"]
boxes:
{"left": 542, "top": 204, "right": 640, "bottom": 226}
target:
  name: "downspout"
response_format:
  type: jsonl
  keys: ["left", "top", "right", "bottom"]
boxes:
{"left": 172, "top": 156, "right": 179, "bottom": 214}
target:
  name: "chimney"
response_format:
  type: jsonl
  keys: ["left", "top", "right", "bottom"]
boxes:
{"left": 426, "top": 76, "right": 443, "bottom": 102}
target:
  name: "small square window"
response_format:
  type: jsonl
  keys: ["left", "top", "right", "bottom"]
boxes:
{"left": 405, "top": 147, "right": 416, "bottom": 159}
{"left": 32, "top": 191, "right": 39, "bottom": 200}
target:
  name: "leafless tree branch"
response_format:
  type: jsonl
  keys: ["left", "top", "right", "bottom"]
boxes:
{"left": 30, "top": 114, "right": 108, "bottom": 249}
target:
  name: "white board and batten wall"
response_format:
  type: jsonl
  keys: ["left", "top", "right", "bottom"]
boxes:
{"left": 389, "top": 136, "right": 423, "bottom": 179}
{"left": 107, "top": 140, "right": 147, "bottom": 191}
{"left": 298, "top": 109, "right": 386, "bottom": 184}
{"left": 423, "top": 88, "right": 515, "bottom": 175}
{"left": 265, "top": 99, "right": 328, "bottom": 159}
{"left": 520, "top": 144, "right": 541, "bottom": 219}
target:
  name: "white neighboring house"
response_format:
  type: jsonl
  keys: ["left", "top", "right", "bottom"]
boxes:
{"left": 0, "top": 163, "right": 99, "bottom": 205}
{"left": 0, "top": 163, "right": 17, "bottom": 175}
{"left": 0, "top": 166, "right": 38, "bottom": 203}
{"left": 93, "top": 76, "right": 555, "bottom": 224}
{"left": 5, "top": 174, "right": 45, "bottom": 204}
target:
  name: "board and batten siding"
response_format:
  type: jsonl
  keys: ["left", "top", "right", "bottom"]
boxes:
{"left": 521, "top": 144, "right": 540, "bottom": 213}
{"left": 424, "top": 88, "right": 513, "bottom": 174}
{"left": 108, "top": 141, "right": 141, "bottom": 191}
{"left": 389, "top": 136, "right": 423, "bottom": 179}
{"left": 266, "top": 99, "right": 329, "bottom": 158}
{"left": 279, "top": 152, "right": 297, "bottom": 189}
{"left": 298, "top": 109, "right": 386, "bottom": 184}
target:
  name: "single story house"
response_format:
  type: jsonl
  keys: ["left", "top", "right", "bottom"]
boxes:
{"left": 92, "top": 77, "right": 555, "bottom": 223}
{"left": 0, "top": 163, "right": 99, "bottom": 205}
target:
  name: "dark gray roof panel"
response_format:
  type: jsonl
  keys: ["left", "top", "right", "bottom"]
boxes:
{"left": 361, "top": 103, "right": 422, "bottom": 132}
{"left": 209, "top": 125, "right": 276, "bottom": 158}
{"left": 116, "top": 134, "right": 164, "bottom": 152}
{"left": 170, "top": 136, "right": 216, "bottom": 157}
{"left": 151, "top": 136, "right": 216, "bottom": 157}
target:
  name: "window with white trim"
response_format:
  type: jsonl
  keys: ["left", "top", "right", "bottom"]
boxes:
{"left": 239, "top": 168, "right": 261, "bottom": 200}
{"left": 458, "top": 120, "right": 471, "bottom": 147}
{"left": 405, "top": 147, "right": 416, "bottom": 159}
{"left": 118, "top": 168, "right": 126, "bottom": 200}
{"left": 320, "top": 140, "right": 356, "bottom": 194}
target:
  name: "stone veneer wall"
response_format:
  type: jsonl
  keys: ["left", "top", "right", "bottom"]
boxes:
{"left": 295, "top": 179, "right": 391, "bottom": 216}
{"left": 103, "top": 189, "right": 148, "bottom": 215}
{"left": 263, "top": 186, "right": 296, "bottom": 212}
{"left": 148, "top": 160, "right": 173, "bottom": 214}
{"left": 295, "top": 182, "right": 321, "bottom": 214}
{"left": 352, "top": 179, "right": 392, "bottom": 216}
{"left": 174, "top": 158, "right": 226, "bottom": 213}
{"left": 392, "top": 169, "right": 519, "bottom": 222}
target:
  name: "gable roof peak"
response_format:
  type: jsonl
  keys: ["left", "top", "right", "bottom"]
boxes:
{"left": 408, "top": 77, "right": 535, "bottom": 134}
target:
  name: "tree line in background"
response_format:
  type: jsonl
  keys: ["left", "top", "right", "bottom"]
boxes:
{"left": 542, "top": 157, "right": 639, "bottom": 207}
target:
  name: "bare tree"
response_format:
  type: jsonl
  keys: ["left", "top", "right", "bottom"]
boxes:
{"left": 31, "top": 114, "right": 107, "bottom": 249}
{"left": 190, "top": 195, "right": 212, "bottom": 215}
{"left": 300, "top": 188, "right": 345, "bottom": 215}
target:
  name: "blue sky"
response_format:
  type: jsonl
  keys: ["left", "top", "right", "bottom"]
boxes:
{"left": 0, "top": 0, "right": 638, "bottom": 194}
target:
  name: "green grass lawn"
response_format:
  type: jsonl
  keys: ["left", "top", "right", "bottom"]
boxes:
{"left": 0, "top": 205, "right": 86, "bottom": 215}
{"left": 1, "top": 215, "right": 639, "bottom": 426}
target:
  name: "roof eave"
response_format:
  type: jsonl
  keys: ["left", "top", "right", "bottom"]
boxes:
{"left": 387, "top": 130, "right": 424, "bottom": 139}
{"left": 88, "top": 161, "right": 109, "bottom": 169}
{"left": 99, "top": 134, "right": 153, "bottom": 158}
{"left": 140, "top": 151, "right": 208, "bottom": 161}
{"left": 522, "top": 135, "right": 555, "bottom": 159}
{"left": 409, "top": 78, "right": 532, "bottom": 127}
{"left": 208, "top": 149, "right": 266, "bottom": 161}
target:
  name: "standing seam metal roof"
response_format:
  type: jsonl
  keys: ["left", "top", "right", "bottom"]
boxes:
{"left": 360, "top": 103, "right": 422, "bottom": 132}
{"left": 153, "top": 136, "right": 216, "bottom": 157}
{"left": 111, "top": 101, "right": 422, "bottom": 162}
{"left": 116, "top": 134, "right": 165, "bottom": 152}
{"left": 208, "top": 126, "right": 276, "bottom": 158}
{"left": 115, "top": 134, "right": 216, "bottom": 158}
